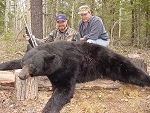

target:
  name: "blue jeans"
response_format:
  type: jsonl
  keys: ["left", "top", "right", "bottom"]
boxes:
{"left": 87, "top": 39, "right": 109, "bottom": 47}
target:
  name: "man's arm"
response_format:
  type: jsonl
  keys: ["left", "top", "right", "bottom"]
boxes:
{"left": 83, "top": 19, "right": 103, "bottom": 40}
{"left": 44, "top": 30, "right": 56, "bottom": 43}
{"left": 24, "top": 35, "right": 44, "bottom": 46}
{"left": 72, "top": 32, "right": 80, "bottom": 42}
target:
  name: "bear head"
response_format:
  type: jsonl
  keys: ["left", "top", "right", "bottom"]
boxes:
{"left": 18, "top": 49, "right": 55, "bottom": 80}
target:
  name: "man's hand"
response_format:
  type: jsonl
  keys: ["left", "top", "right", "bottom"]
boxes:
{"left": 23, "top": 34, "right": 30, "bottom": 41}
{"left": 80, "top": 38, "right": 86, "bottom": 41}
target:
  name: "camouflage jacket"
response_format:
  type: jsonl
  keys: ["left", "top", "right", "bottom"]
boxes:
{"left": 29, "top": 27, "right": 80, "bottom": 46}
{"left": 45, "top": 27, "right": 80, "bottom": 42}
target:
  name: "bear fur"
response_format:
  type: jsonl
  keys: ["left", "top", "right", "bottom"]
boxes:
{"left": 18, "top": 40, "right": 150, "bottom": 113}
{"left": 0, "top": 59, "right": 21, "bottom": 70}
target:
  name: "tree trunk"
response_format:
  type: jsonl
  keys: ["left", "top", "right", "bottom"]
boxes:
{"left": 43, "top": 0, "right": 47, "bottom": 38}
{"left": 134, "top": 5, "right": 138, "bottom": 46}
{"left": 71, "top": 3, "right": 74, "bottom": 28}
{"left": 4, "top": 0, "right": 9, "bottom": 33}
{"left": 0, "top": 71, "right": 15, "bottom": 87}
{"left": 109, "top": 0, "right": 116, "bottom": 46}
{"left": 15, "top": 69, "right": 38, "bottom": 100}
{"left": 102, "top": 0, "right": 107, "bottom": 17}
{"left": 130, "top": 0, "right": 135, "bottom": 44}
{"left": 119, "top": 1, "right": 122, "bottom": 42}
{"left": 145, "top": 5, "right": 149, "bottom": 48}
{"left": 128, "top": 54, "right": 147, "bottom": 72}
{"left": 31, "top": 0, "right": 43, "bottom": 39}
{"left": 137, "top": 4, "right": 141, "bottom": 47}
{"left": 25, "top": 0, "right": 31, "bottom": 32}
{"left": 14, "top": 0, "right": 17, "bottom": 34}
{"left": 56, "top": 0, "right": 59, "bottom": 16}
{"left": 90, "top": 0, "right": 95, "bottom": 15}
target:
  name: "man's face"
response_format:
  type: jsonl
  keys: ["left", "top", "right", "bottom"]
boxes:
{"left": 80, "top": 12, "right": 91, "bottom": 23}
{"left": 56, "top": 20, "right": 67, "bottom": 31}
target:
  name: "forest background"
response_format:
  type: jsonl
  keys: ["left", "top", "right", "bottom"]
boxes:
{"left": 0, "top": 0, "right": 150, "bottom": 49}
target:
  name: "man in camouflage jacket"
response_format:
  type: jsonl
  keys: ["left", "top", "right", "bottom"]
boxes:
{"left": 48, "top": 14, "right": 79, "bottom": 42}
{"left": 26, "top": 14, "right": 79, "bottom": 47}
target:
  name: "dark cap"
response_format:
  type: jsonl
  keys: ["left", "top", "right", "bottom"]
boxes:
{"left": 56, "top": 14, "right": 66, "bottom": 22}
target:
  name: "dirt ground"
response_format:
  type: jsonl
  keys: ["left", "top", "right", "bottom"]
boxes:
{"left": 0, "top": 82, "right": 150, "bottom": 113}
{"left": 0, "top": 38, "right": 150, "bottom": 113}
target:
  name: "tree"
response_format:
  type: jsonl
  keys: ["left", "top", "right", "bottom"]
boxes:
{"left": 4, "top": 0, "right": 9, "bottom": 33}
{"left": 31, "top": 0, "right": 43, "bottom": 39}
{"left": 0, "top": 0, "right": 5, "bottom": 34}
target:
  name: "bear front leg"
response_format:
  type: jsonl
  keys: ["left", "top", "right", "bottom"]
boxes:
{"left": 0, "top": 59, "right": 22, "bottom": 70}
{"left": 42, "top": 79, "right": 76, "bottom": 113}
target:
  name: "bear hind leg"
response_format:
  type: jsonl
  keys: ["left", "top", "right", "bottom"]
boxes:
{"left": 119, "top": 64, "right": 150, "bottom": 87}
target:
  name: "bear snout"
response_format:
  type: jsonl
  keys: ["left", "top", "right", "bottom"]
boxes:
{"left": 18, "top": 74, "right": 27, "bottom": 80}
{"left": 18, "top": 65, "right": 31, "bottom": 80}
{"left": 18, "top": 72, "right": 30, "bottom": 80}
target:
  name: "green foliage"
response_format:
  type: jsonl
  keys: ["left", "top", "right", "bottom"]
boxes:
{"left": 0, "top": 0, "right": 5, "bottom": 14}
{"left": 0, "top": 0, "right": 15, "bottom": 35}
{"left": 0, "top": 0, "right": 5, "bottom": 34}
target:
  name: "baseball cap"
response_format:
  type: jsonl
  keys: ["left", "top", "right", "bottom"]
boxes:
{"left": 56, "top": 14, "right": 66, "bottom": 22}
{"left": 78, "top": 5, "right": 90, "bottom": 14}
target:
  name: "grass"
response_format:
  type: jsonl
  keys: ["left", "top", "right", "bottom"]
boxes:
{"left": 0, "top": 34, "right": 27, "bottom": 63}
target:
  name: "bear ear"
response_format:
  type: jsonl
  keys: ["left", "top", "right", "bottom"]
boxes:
{"left": 44, "top": 54, "right": 55, "bottom": 61}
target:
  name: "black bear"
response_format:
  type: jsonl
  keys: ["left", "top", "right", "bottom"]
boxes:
{"left": 18, "top": 40, "right": 150, "bottom": 113}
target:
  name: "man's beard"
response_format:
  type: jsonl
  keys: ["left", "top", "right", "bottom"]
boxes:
{"left": 58, "top": 26, "right": 66, "bottom": 31}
